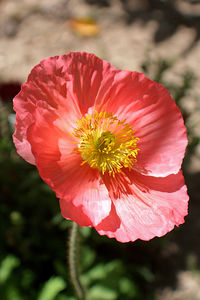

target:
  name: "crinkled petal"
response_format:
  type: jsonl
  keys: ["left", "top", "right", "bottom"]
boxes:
{"left": 13, "top": 54, "right": 88, "bottom": 164}
{"left": 26, "top": 105, "right": 111, "bottom": 226}
{"left": 59, "top": 199, "right": 92, "bottom": 227}
{"left": 57, "top": 52, "right": 116, "bottom": 115}
{"left": 96, "top": 170, "right": 188, "bottom": 242}
{"left": 13, "top": 52, "right": 118, "bottom": 164}
{"left": 99, "top": 71, "right": 187, "bottom": 177}
{"left": 61, "top": 179, "right": 111, "bottom": 226}
{"left": 13, "top": 113, "right": 36, "bottom": 164}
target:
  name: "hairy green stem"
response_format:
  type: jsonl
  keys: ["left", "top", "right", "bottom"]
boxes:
{"left": 68, "top": 222, "right": 85, "bottom": 300}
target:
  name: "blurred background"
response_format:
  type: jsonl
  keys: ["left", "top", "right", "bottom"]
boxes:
{"left": 0, "top": 0, "right": 200, "bottom": 299}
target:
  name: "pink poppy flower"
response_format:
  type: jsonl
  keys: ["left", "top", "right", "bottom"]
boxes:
{"left": 13, "top": 52, "right": 189, "bottom": 242}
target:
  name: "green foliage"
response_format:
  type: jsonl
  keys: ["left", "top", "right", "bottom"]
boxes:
{"left": 38, "top": 277, "right": 66, "bottom": 300}
{"left": 82, "top": 260, "right": 141, "bottom": 299}
{"left": 0, "top": 255, "right": 20, "bottom": 284}
{"left": 88, "top": 285, "right": 117, "bottom": 300}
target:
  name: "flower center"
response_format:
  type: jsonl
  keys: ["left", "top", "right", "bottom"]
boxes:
{"left": 72, "top": 111, "right": 140, "bottom": 176}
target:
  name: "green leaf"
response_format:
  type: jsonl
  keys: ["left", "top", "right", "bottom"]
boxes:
{"left": 82, "top": 263, "right": 106, "bottom": 285}
{"left": 57, "top": 296, "right": 76, "bottom": 300}
{"left": 37, "top": 277, "right": 66, "bottom": 300}
{"left": 6, "top": 284, "right": 22, "bottom": 300}
{"left": 119, "top": 277, "right": 140, "bottom": 298}
{"left": 0, "top": 255, "right": 20, "bottom": 284}
{"left": 81, "top": 246, "right": 96, "bottom": 269}
{"left": 88, "top": 285, "right": 117, "bottom": 300}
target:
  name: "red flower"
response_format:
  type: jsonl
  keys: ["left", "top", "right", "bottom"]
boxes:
{"left": 13, "top": 52, "right": 189, "bottom": 242}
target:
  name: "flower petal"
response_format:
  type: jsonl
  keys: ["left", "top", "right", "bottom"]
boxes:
{"left": 62, "top": 179, "right": 112, "bottom": 227}
{"left": 96, "top": 170, "right": 188, "bottom": 242}
{"left": 59, "top": 52, "right": 115, "bottom": 115}
{"left": 13, "top": 54, "right": 84, "bottom": 164}
{"left": 13, "top": 52, "right": 118, "bottom": 163}
{"left": 99, "top": 71, "right": 187, "bottom": 177}
{"left": 59, "top": 199, "right": 92, "bottom": 227}
{"left": 13, "top": 113, "right": 36, "bottom": 164}
{"left": 26, "top": 105, "right": 111, "bottom": 226}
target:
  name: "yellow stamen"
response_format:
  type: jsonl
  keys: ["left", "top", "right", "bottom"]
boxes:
{"left": 72, "top": 110, "right": 140, "bottom": 176}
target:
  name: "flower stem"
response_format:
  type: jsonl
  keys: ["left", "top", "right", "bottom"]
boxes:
{"left": 68, "top": 222, "right": 86, "bottom": 300}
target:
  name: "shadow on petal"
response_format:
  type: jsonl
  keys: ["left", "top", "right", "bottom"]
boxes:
{"left": 95, "top": 202, "right": 121, "bottom": 233}
{"left": 60, "top": 199, "right": 92, "bottom": 227}
{"left": 125, "top": 169, "right": 186, "bottom": 193}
